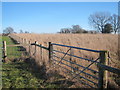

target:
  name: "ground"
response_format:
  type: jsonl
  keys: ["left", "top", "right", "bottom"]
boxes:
{"left": 2, "top": 36, "right": 70, "bottom": 88}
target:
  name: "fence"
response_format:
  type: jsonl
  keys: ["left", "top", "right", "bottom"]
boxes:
{"left": 2, "top": 36, "right": 29, "bottom": 62}
{"left": 3, "top": 34, "right": 120, "bottom": 89}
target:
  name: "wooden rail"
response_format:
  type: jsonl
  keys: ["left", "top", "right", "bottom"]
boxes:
{"left": 6, "top": 44, "right": 23, "bottom": 47}
{"left": 31, "top": 43, "right": 49, "bottom": 50}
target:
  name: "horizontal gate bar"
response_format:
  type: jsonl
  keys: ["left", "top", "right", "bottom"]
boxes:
{"left": 53, "top": 50, "right": 99, "bottom": 65}
{"left": 52, "top": 43, "right": 101, "bottom": 53}
{"left": 53, "top": 55, "right": 98, "bottom": 79}
{"left": 53, "top": 62, "right": 95, "bottom": 88}
{"left": 52, "top": 58, "right": 98, "bottom": 85}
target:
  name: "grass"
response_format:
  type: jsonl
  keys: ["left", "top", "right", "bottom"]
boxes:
{"left": 2, "top": 36, "right": 14, "bottom": 45}
{"left": 2, "top": 36, "right": 23, "bottom": 58}
{"left": 2, "top": 61, "right": 43, "bottom": 88}
{"left": 2, "top": 61, "right": 62, "bottom": 88}
{"left": 2, "top": 36, "right": 67, "bottom": 88}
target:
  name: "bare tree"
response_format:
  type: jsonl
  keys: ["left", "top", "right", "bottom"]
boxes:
{"left": 88, "top": 30, "right": 98, "bottom": 34}
{"left": 3, "top": 27, "right": 14, "bottom": 35}
{"left": 59, "top": 25, "right": 89, "bottom": 34}
{"left": 20, "top": 29, "right": 23, "bottom": 33}
{"left": 25, "top": 31, "right": 29, "bottom": 33}
{"left": 72, "top": 25, "right": 84, "bottom": 33}
{"left": 110, "top": 14, "right": 120, "bottom": 34}
{"left": 89, "top": 12, "right": 111, "bottom": 33}
{"left": 59, "top": 28, "right": 69, "bottom": 33}
{"left": 103, "top": 23, "right": 113, "bottom": 33}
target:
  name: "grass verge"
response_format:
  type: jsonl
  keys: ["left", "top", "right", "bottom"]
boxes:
{"left": 2, "top": 36, "right": 66, "bottom": 88}
{"left": 2, "top": 36, "right": 23, "bottom": 59}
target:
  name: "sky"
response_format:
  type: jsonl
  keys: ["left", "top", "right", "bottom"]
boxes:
{"left": 2, "top": 0, "right": 120, "bottom": 2}
{"left": 2, "top": 2, "right": 118, "bottom": 33}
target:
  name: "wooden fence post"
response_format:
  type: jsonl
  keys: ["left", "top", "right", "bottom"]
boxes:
{"left": 105, "top": 51, "right": 108, "bottom": 88}
{"left": 19, "top": 37, "right": 20, "bottom": 43}
{"left": 40, "top": 44, "right": 42, "bottom": 60}
{"left": 34, "top": 41, "right": 38, "bottom": 57}
{"left": 98, "top": 50, "right": 108, "bottom": 89}
{"left": 26, "top": 39, "right": 28, "bottom": 44}
{"left": 21, "top": 38, "right": 23, "bottom": 44}
{"left": 3, "top": 41, "right": 7, "bottom": 62}
{"left": 19, "top": 37, "right": 21, "bottom": 43}
{"left": 24, "top": 39, "right": 26, "bottom": 44}
{"left": 48, "top": 42, "right": 53, "bottom": 64}
{"left": 23, "top": 38, "right": 25, "bottom": 44}
{"left": 28, "top": 40, "right": 31, "bottom": 55}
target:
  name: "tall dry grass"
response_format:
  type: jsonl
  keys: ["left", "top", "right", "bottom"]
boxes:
{"left": 10, "top": 33, "right": 119, "bottom": 88}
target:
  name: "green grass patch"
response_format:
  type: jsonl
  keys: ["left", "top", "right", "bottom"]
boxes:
{"left": 2, "top": 36, "right": 23, "bottom": 58}
{"left": 2, "top": 36, "right": 63, "bottom": 88}
{"left": 2, "top": 36, "right": 15, "bottom": 45}
{"left": 2, "top": 61, "right": 62, "bottom": 88}
{"left": 2, "top": 61, "right": 43, "bottom": 88}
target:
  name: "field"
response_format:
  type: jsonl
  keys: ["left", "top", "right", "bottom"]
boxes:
{"left": 7, "top": 33, "right": 120, "bottom": 88}
{"left": 11, "top": 33, "right": 119, "bottom": 68}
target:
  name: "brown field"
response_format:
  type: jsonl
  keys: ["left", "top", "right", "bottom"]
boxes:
{"left": 9, "top": 33, "right": 119, "bottom": 88}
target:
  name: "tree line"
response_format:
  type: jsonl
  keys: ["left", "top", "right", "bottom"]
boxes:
{"left": 58, "top": 25, "right": 97, "bottom": 34}
{"left": 3, "top": 27, "right": 29, "bottom": 36}
{"left": 89, "top": 12, "right": 119, "bottom": 34}
{"left": 59, "top": 12, "right": 119, "bottom": 34}
{"left": 3, "top": 12, "right": 119, "bottom": 35}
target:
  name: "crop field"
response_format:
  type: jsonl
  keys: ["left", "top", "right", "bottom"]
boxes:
{"left": 12, "top": 33, "right": 119, "bottom": 68}
{"left": 8, "top": 33, "right": 119, "bottom": 88}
